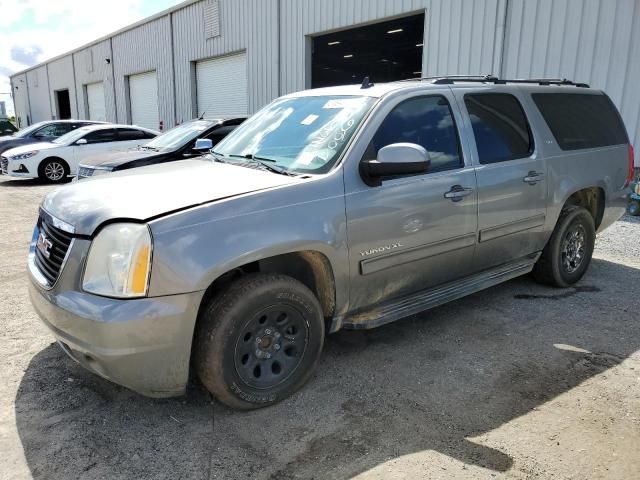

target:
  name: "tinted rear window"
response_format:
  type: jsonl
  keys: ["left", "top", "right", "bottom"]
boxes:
{"left": 464, "top": 93, "right": 533, "bottom": 164}
{"left": 532, "top": 93, "right": 627, "bottom": 150}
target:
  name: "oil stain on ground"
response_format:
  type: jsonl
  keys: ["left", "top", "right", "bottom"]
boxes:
{"left": 514, "top": 285, "right": 601, "bottom": 301}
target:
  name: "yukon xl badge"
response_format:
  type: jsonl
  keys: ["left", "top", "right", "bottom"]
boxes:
{"left": 36, "top": 231, "right": 53, "bottom": 259}
{"left": 360, "top": 242, "right": 403, "bottom": 257}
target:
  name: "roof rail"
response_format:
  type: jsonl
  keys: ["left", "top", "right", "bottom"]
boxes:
{"left": 400, "top": 74, "right": 590, "bottom": 88}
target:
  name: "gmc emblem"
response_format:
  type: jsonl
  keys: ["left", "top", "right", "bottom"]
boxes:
{"left": 36, "top": 231, "right": 53, "bottom": 259}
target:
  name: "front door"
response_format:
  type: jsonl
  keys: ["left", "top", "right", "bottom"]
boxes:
{"left": 344, "top": 92, "right": 478, "bottom": 312}
{"left": 452, "top": 89, "right": 547, "bottom": 271}
{"left": 72, "top": 128, "right": 118, "bottom": 173}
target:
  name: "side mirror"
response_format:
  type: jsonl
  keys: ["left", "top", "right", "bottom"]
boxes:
{"left": 360, "top": 143, "right": 431, "bottom": 187}
{"left": 193, "top": 138, "right": 213, "bottom": 152}
{"left": 76, "top": 138, "right": 88, "bottom": 145}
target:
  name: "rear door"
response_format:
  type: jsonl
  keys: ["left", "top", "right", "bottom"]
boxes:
{"left": 452, "top": 88, "right": 547, "bottom": 271}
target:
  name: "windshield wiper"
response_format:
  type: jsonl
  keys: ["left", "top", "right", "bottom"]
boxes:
{"left": 227, "top": 153, "right": 297, "bottom": 176}
{"left": 140, "top": 145, "right": 158, "bottom": 151}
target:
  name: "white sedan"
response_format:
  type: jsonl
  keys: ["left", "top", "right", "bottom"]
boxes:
{"left": 0, "top": 124, "right": 158, "bottom": 183}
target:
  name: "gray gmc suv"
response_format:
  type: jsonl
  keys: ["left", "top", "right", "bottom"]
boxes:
{"left": 28, "top": 76, "right": 634, "bottom": 409}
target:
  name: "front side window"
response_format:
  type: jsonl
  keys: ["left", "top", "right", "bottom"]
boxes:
{"left": 84, "top": 129, "right": 117, "bottom": 144}
{"left": 15, "top": 121, "right": 48, "bottom": 138}
{"left": 465, "top": 93, "right": 533, "bottom": 164}
{"left": 214, "top": 95, "right": 375, "bottom": 174}
{"left": 34, "top": 123, "right": 73, "bottom": 138}
{"left": 532, "top": 93, "right": 628, "bottom": 150}
{"left": 366, "top": 95, "right": 463, "bottom": 172}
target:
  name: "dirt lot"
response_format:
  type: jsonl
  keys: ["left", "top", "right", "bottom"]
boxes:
{"left": 1, "top": 176, "right": 639, "bottom": 480}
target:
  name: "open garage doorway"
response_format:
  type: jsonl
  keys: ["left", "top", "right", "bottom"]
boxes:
{"left": 311, "top": 13, "right": 425, "bottom": 88}
{"left": 55, "top": 89, "right": 71, "bottom": 119}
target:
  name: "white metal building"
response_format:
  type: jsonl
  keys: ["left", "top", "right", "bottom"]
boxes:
{"left": 9, "top": 0, "right": 640, "bottom": 165}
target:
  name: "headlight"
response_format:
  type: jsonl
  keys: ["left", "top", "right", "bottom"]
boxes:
{"left": 11, "top": 151, "right": 38, "bottom": 160}
{"left": 83, "top": 223, "right": 152, "bottom": 298}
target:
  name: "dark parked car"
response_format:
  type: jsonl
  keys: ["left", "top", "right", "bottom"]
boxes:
{"left": 77, "top": 118, "right": 245, "bottom": 179}
{"left": 0, "top": 120, "right": 104, "bottom": 155}
{"left": 0, "top": 120, "right": 17, "bottom": 135}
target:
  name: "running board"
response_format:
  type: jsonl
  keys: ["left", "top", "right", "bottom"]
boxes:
{"left": 342, "top": 254, "right": 540, "bottom": 330}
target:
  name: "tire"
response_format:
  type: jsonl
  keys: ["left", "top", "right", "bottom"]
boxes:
{"left": 532, "top": 206, "right": 596, "bottom": 287}
{"left": 39, "top": 158, "right": 69, "bottom": 183}
{"left": 629, "top": 201, "right": 640, "bottom": 216}
{"left": 194, "top": 273, "right": 325, "bottom": 410}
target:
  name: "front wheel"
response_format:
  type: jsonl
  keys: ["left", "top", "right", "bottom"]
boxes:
{"left": 39, "top": 158, "right": 69, "bottom": 183}
{"left": 532, "top": 206, "right": 596, "bottom": 287}
{"left": 194, "top": 274, "right": 324, "bottom": 410}
{"left": 629, "top": 201, "right": 640, "bottom": 216}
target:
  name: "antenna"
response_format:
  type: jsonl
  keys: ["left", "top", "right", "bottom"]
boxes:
{"left": 361, "top": 76, "right": 374, "bottom": 89}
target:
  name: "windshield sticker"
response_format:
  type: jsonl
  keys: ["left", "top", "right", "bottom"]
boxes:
{"left": 309, "top": 116, "right": 356, "bottom": 152}
{"left": 322, "top": 99, "right": 363, "bottom": 109}
{"left": 301, "top": 114, "right": 319, "bottom": 126}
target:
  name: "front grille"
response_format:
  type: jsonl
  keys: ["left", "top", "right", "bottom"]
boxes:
{"left": 34, "top": 215, "right": 73, "bottom": 286}
{"left": 0, "top": 156, "right": 7, "bottom": 175}
{"left": 77, "top": 166, "right": 94, "bottom": 178}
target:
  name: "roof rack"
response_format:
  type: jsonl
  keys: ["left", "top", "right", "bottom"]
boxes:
{"left": 400, "top": 74, "right": 590, "bottom": 88}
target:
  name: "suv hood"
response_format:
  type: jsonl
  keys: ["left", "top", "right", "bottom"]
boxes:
{"left": 42, "top": 159, "right": 298, "bottom": 235}
{"left": 81, "top": 148, "right": 164, "bottom": 168}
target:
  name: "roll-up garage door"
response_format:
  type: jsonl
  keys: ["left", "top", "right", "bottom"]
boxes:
{"left": 129, "top": 71, "right": 159, "bottom": 130}
{"left": 196, "top": 53, "right": 248, "bottom": 119}
{"left": 86, "top": 82, "right": 106, "bottom": 121}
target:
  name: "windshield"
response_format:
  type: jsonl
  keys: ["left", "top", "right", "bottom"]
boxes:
{"left": 145, "top": 120, "right": 212, "bottom": 150}
{"left": 52, "top": 127, "right": 92, "bottom": 145}
{"left": 213, "top": 95, "right": 375, "bottom": 174}
{"left": 15, "top": 121, "right": 48, "bottom": 138}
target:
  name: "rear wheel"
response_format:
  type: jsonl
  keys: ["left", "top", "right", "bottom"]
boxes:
{"left": 39, "top": 158, "right": 69, "bottom": 183}
{"left": 194, "top": 274, "right": 324, "bottom": 410}
{"left": 532, "top": 206, "right": 595, "bottom": 287}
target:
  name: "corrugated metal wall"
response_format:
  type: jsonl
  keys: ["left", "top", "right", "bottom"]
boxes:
{"left": 112, "top": 16, "right": 174, "bottom": 129}
{"left": 503, "top": 0, "right": 640, "bottom": 165}
{"left": 26, "top": 66, "right": 51, "bottom": 122}
{"left": 171, "top": 0, "right": 279, "bottom": 122}
{"left": 46, "top": 55, "right": 79, "bottom": 118}
{"left": 8, "top": 0, "right": 640, "bottom": 164}
{"left": 73, "top": 40, "right": 117, "bottom": 123}
{"left": 9, "top": 74, "right": 30, "bottom": 127}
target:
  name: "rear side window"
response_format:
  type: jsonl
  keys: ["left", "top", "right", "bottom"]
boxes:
{"left": 368, "top": 95, "right": 463, "bottom": 172}
{"left": 532, "top": 93, "right": 628, "bottom": 150}
{"left": 117, "top": 128, "right": 147, "bottom": 140}
{"left": 465, "top": 93, "right": 533, "bottom": 164}
{"left": 84, "top": 129, "right": 117, "bottom": 143}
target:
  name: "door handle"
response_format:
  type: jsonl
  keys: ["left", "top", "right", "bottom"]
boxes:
{"left": 444, "top": 185, "right": 474, "bottom": 202}
{"left": 523, "top": 171, "right": 545, "bottom": 184}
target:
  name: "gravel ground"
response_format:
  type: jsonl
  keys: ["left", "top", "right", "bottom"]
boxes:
{"left": 1, "top": 176, "right": 639, "bottom": 480}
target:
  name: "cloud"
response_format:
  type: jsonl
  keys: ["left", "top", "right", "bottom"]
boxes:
{"left": 0, "top": 0, "right": 178, "bottom": 118}
{"left": 10, "top": 46, "right": 43, "bottom": 66}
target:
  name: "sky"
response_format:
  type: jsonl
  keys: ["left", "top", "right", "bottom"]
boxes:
{"left": 0, "top": 0, "right": 183, "bottom": 117}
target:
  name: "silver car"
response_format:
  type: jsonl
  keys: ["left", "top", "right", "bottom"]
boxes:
{"left": 28, "top": 77, "right": 633, "bottom": 409}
